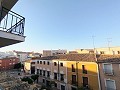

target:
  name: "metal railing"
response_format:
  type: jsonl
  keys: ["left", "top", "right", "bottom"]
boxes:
{"left": 103, "top": 69, "right": 114, "bottom": 75}
{"left": 0, "top": 7, "right": 25, "bottom": 36}
{"left": 106, "top": 87, "right": 116, "bottom": 90}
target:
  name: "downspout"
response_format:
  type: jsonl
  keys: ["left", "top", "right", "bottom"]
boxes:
{"left": 95, "top": 52, "right": 101, "bottom": 90}
{"left": 76, "top": 61, "right": 79, "bottom": 88}
{"left": 58, "top": 61, "right": 60, "bottom": 81}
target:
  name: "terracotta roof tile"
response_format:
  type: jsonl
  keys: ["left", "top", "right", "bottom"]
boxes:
{"left": 57, "top": 54, "right": 96, "bottom": 62}
{"left": 97, "top": 54, "right": 120, "bottom": 63}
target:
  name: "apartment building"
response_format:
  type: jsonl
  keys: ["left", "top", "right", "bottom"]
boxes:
{"left": 97, "top": 54, "right": 120, "bottom": 90}
{"left": 14, "top": 51, "right": 42, "bottom": 63}
{"left": 0, "top": 57, "right": 19, "bottom": 70}
{"left": 0, "top": 0, "right": 25, "bottom": 48}
{"left": 95, "top": 47, "right": 120, "bottom": 55}
{"left": 43, "top": 49, "right": 67, "bottom": 57}
{"left": 57, "top": 54, "right": 99, "bottom": 90}
{"left": 26, "top": 54, "right": 100, "bottom": 90}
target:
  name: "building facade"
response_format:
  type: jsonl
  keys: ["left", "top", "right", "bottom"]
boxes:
{"left": 26, "top": 54, "right": 100, "bottom": 90}
{"left": 0, "top": 57, "right": 19, "bottom": 70}
{"left": 43, "top": 49, "right": 67, "bottom": 57}
{"left": 95, "top": 47, "right": 120, "bottom": 55}
{"left": 97, "top": 54, "right": 120, "bottom": 90}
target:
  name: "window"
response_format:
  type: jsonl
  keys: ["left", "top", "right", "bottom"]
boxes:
{"left": 55, "top": 83, "right": 57, "bottom": 87}
{"left": 100, "top": 51, "right": 104, "bottom": 54}
{"left": 60, "top": 63, "right": 63, "bottom": 66}
{"left": 47, "top": 61, "right": 50, "bottom": 65}
{"left": 118, "top": 51, "right": 120, "bottom": 54}
{"left": 71, "top": 87, "right": 77, "bottom": 90}
{"left": 72, "top": 64, "right": 75, "bottom": 72}
{"left": 106, "top": 79, "right": 116, "bottom": 90}
{"left": 72, "top": 75, "right": 76, "bottom": 84}
{"left": 37, "top": 61, "right": 39, "bottom": 64}
{"left": 47, "top": 71, "right": 50, "bottom": 77}
{"left": 54, "top": 73, "right": 57, "bottom": 80}
{"left": 82, "top": 65, "right": 87, "bottom": 74}
{"left": 40, "top": 61, "right": 42, "bottom": 64}
{"left": 61, "top": 85, "right": 65, "bottom": 90}
{"left": 60, "top": 74, "right": 64, "bottom": 81}
{"left": 37, "top": 69, "right": 39, "bottom": 74}
{"left": 43, "top": 79, "right": 45, "bottom": 83}
{"left": 31, "top": 62, "right": 35, "bottom": 64}
{"left": 40, "top": 70, "right": 42, "bottom": 75}
{"left": 43, "top": 70, "right": 46, "bottom": 76}
{"left": 83, "top": 77, "right": 88, "bottom": 87}
{"left": 43, "top": 61, "right": 45, "bottom": 65}
{"left": 103, "top": 63, "right": 113, "bottom": 75}
{"left": 54, "top": 62, "right": 57, "bottom": 66}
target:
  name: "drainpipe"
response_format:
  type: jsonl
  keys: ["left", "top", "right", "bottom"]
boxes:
{"left": 58, "top": 61, "right": 60, "bottom": 81}
{"left": 95, "top": 52, "right": 101, "bottom": 90}
{"left": 76, "top": 61, "right": 79, "bottom": 88}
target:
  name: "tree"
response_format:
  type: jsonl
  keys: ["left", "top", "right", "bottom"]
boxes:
{"left": 21, "top": 77, "right": 33, "bottom": 84}
{"left": 31, "top": 74, "right": 39, "bottom": 82}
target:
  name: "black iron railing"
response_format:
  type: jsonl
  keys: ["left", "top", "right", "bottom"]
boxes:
{"left": 0, "top": 7, "right": 25, "bottom": 36}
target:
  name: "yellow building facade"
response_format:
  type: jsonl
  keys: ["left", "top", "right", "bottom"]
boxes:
{"left": 67, "top": 61, "right": 99, "bottom": 90}
{"left": 26, "top": 54, "right": 100, "bottom": 90}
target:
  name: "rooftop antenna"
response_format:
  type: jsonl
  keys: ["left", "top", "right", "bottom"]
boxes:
{"left": 107, "top": 38, "right": 112, "bottom": 51}
{"left": 92, "top": 35, "right": 96, "bottom": 51}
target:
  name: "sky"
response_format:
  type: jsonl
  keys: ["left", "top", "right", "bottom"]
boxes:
{"left": 0, "top": 0, "right": 120, "bottom": 52}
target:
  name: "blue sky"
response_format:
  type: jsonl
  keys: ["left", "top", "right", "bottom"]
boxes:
{"left": 1, "top": 0, "right": 120, "bottom": 52}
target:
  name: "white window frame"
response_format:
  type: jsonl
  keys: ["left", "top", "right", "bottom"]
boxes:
{"left": 102, "top": 63, "right": 113, "bottom": 75}
{"left": 104, "top": 78, "right": 116, "bottom": 90}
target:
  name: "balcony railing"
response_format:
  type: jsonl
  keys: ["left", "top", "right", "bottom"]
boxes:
{"left": 0, "top": 7, "right": 25, "bottom": 36}
{"left": 106, "top": 87, "right": 116, "bottom": 90}
{"left": 103, "top": 69, "right": 114, "bottom": 75}
{"left": 70, "top": 80, "right": 78, "bottom": 86}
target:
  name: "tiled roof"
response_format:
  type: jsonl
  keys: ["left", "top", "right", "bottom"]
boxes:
{"left": 31, "top": 54, "right": 96, "bottom": 62}
{"left": 57, "top": 54, "right": 96, "bottom": 62}
{"left": 96, "top": 54, "right": 120, "bottom": 63}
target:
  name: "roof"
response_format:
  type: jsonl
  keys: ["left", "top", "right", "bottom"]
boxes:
{"left": 31, "top": 56, "right": 58, "bottom": 60}
{"left": 97, "top": 54, "right": 120, "bottom": 63}
{"left": 57, "top": 54, "right": 96, "bottom": 62}
{"left": 31, "top": 54, "right": 96, "bottom": 62}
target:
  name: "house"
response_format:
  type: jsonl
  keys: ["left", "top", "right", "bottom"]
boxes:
{"left": 0, "top": 57, "right": 19, "bottom": 70}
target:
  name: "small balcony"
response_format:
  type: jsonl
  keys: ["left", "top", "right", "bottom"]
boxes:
{"left": 71, "top": 80, "right": 78, "bottom": 86}
{"left": 106, "top": 87, "right": 116, "bottom": 90}
{"left": 0, "top": 7, "right": 25, "bottom": 47}
{"left": 103, "top": 69, "right": 114, "bottom": 76}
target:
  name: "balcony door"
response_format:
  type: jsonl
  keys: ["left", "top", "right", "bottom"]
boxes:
{"left": 83, "top": 77, "right": 88, "bottom": 87}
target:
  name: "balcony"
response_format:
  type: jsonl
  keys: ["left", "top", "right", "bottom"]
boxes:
{"left": 106, "top": 87, "right": 116, "bottom": 90}
{"left": 71, "top": 80, "right": 78, "bottom": 86}
{"left": 103, "top": 69, "right": 114, "bottom": 76}
{"left": 0, "top": 7, "right": 25, "bottom": 47}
